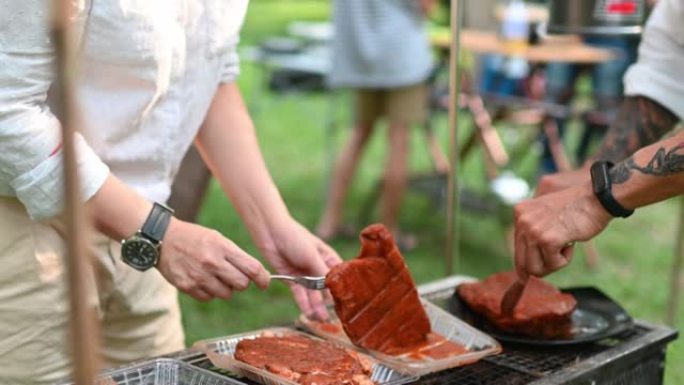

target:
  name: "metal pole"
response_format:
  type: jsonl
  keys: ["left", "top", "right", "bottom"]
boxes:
{"left": 666, "top": 196, "right": 684, "bottom": 325}
{"left": 51, "top": 0, "right": 100, "bottom": 383}
{"left": 445, "top": 0, "right": 463, "bottom": 275}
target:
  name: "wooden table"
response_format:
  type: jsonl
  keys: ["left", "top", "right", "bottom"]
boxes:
{"left": 431, "top": 29, "right": 615, "bottom": 64}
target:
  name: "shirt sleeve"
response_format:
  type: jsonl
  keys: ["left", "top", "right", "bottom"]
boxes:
{"left": 0, "top": 0, "right": 110, "bottom": 219}
{"left": 219, "top": 34, "right": 241, "bottom": 84}
{"left": 624, "top": 0, "right": 684, "bottom": 120}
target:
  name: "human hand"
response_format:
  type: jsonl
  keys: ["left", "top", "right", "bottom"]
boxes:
{"left": 157, "top": 219, "right": 270, "bottom": 301}
{"left": 513, "top": 184, "right": 612, "bottom": 277}
{"left": 257, "top": 218, "right": 343, "bottom": 320}
{"left": 534, "top": 168, "right": 591, "bottom": 197}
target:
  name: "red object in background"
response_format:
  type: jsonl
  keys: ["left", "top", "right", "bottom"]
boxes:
{"left": 605, "top": 1, "right": 638, "bottom": 15}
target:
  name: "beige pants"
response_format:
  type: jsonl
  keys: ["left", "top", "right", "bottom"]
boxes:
{"left": 0, "top": 198, "right": 184, "bottom": 384}
{"left": 356, "top": 83, "right": 428, "bottom": 125}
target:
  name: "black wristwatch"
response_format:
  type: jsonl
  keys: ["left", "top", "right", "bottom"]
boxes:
{"left": 121, "top": 202, "right": 174, "bottom": 271}
{"left": 590, "top": 161, "right": 634, "bottom": 218}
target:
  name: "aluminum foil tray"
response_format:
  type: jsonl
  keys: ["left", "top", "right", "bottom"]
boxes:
{"left": 192, "top": 327, "right": 417, "bottom": 385}
{"left": 58, "top": 358, "right": 243, "bottom": 385}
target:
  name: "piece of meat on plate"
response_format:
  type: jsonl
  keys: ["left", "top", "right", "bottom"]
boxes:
{"left": 325, "top": 224, "right": 431, "bottom": 355}
{"left": 234, "top": 334, "right": 374, "bottom": 385}
{"left": 458, "top": 271, "right": 577, "bottom": 339}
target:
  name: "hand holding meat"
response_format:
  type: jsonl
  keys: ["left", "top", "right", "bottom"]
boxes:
{"left": 514, "top": 184, "right": 612, "bottom": 277}
{"left": 258, "top": 218, "right": 343, "bottom": 320}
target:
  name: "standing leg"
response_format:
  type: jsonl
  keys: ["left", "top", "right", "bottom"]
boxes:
{"left": 317, "top": 121, "right": 376, "bottom": 240}
{"left": 380, "top": 121, "right": 411, "bottom": 236}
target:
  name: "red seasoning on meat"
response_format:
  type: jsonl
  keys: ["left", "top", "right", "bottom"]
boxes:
{"left": 458, "top": 271, "right": 577, "bottom": 339}
{"left": 325, "top": 224, "right": 431, "bottom": 355}
{"left": 234, "top": 335, "right": 374, "bottom": 385}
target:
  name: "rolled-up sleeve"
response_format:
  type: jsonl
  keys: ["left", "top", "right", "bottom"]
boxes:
{"left": 0, "top": 0, "right": 109, "bottom": 219}
{"left": 624, "top": 0, "right": 684, "bottom": 120}
{"left": 219, "top": 34, "right": 241, "bottom": 84}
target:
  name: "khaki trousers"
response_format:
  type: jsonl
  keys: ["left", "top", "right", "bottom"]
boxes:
{"left": 0, "top": 198, "right": 184, "bottom": 384}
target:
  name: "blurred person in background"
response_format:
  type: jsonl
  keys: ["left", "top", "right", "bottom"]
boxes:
{"left": 317, "top": 0, "right": 436, "bottom": 250}
{"left": 513, "top": 0, "right": 682, "bottom": 278}
{"left": 0, "top": 1, "right": 340, "bottom": 383}
{"left": 538, "top": 32, "right": 641, "bottom": 175}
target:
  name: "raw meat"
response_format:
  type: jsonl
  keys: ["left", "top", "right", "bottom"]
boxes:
{"left": 234, "top": 334, "right": 374, "bottom": 385}
{"left": 325, "top": 224, "right": 431, "bottom": 355}
{"left": 458, "top": 271, "right": 577, "bottom": 339}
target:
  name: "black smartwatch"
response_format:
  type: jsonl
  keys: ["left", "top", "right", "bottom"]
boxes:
{"left": 590, "top": 161, "right": 634, "bottom": 218}
{"left": 121, "top": 202, "right": 174, "bottom": 271}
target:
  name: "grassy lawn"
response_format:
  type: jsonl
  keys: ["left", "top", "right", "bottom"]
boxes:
{"left": 181, "top": 1, "right": 682, "bottom": 383}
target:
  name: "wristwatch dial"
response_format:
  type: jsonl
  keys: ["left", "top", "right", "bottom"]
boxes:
{"left": 121, "top": 236, "right": 159, "bottom": 271}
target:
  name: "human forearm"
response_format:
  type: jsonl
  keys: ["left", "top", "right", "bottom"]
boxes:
{"left": 593, "top": 96, "right": 679, "bottom": 164}
{"left": 610, "top": 131, "right": 684, "bottom": 210}
{"left": 86, "top": 174, "right": 153, "bottom": 240}
{"left": 195, "top": 83, "right": 291, "bottom": 248}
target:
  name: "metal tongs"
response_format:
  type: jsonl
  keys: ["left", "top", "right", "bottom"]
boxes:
{"left": 270, "top": 274, "right": 327, "bottom": 290}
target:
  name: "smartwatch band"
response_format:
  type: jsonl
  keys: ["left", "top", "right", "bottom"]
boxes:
{"left": 140, "top": 203, "right": 175, "bottom": 242}
{"left": 591, "top": 161, "right": 634, "bottom": 218}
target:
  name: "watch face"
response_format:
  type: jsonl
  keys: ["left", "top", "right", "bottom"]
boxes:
{"left": 121, "top": 237, "right": 159, "bottom": 271}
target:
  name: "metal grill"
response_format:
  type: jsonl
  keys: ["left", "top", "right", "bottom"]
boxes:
{"left": 483, "top": 329, "right": 644, "bottom": 377}
{"left": 174, "top": 277, "right": 677, "bottom": 385}
{"left": 415, "top": 360, "right": 536, "bottom": 385}
{"left": 603, "top": 355, "right": 665, "bottom": 385}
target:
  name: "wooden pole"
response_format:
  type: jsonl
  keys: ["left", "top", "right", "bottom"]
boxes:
{"left": 50, "top": 0, "right": 100, "bottom": 383}
{"left": 666, "top": 196, "right": 684, "bottom": 325}
{"left": 445, "top": 0, "right": 463, "bottom": 276}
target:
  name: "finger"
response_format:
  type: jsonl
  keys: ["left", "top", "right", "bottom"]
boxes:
{"left": 216, "top": 258, "right": 252, "bottom": 292}
{"left": 524, "top": 238, "right": 546, "bottom": 277}
{"left": 560, "top": 242, "right": 575, "bottom": 264}
{"left": 308, "top": 289, "right": 330, "bottom": 321}
{"left": 513, "top": 228, "right": 528, "bottom": 280}
{"left": 541, "top": 243, "right": 571, "bottom": 272}
{"left": 223, "top": 244, "right": 270, "bottom": 289}
{"left": 189, "top": 288, "right": 213, "bottom": 302}
{"left": 322, "top": 289, "right": 334, "bottom": 305}
{"left": 317, "top": 240, "right": 343, "bottom": 269}
{"left": 291, "top": 284, "right": 315, "bottom": 318}
{"left": 199, "top": 276, "right": 234, "bottom": 301}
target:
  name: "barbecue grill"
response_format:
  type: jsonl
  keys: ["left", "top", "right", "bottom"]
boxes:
{"left": 162, "top": 276, "right": 677, "bottom": 385}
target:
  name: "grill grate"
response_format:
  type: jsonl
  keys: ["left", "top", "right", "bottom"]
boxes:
{"left": 482, "top": 326, "right": 647, "bottom": 378}
{"left": 176, "top": 279, "right": 676, "bottom": 385}
{"left": 415, "top": 361, "right": 536, "bottom": 385}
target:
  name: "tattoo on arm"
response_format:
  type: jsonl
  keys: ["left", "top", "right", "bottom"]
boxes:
{"left": 610, "top": 142, "right": 684, "bottom": 184}
{"left": 596, "top": 97, "right": 679, "bottom": 163}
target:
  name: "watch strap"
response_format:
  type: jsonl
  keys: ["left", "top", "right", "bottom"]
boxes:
{"left": 140, "top": 203, "right": 175, "bottom": 243}
{"left": 592, "top": 161, "right": 634, "bottom": 218}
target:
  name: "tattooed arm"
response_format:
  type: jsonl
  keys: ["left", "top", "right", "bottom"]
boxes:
{"left": 610, "top": 131, "right": 684, "bottom": 210}
{"left": 535, "top": 96, "right": 679, "bottom": 196}
{"left": 595, "top": 96, "right": 679, "bottom": 164}
{"left": 513, "top": 130, "right": 684, "bottom": 277}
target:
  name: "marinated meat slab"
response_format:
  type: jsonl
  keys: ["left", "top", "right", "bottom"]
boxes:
{"left": 325, "top": 224, "right": 431, "bottom": 355}
{"left": 458, "top": 271, "right": 577, "bottom": 339}
{"left": 234, "top": 335, "right": 374, "bottom": 385}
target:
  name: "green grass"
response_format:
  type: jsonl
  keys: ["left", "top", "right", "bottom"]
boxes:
{"left": 181, "top": 1, "right": 683, "bottom": 383}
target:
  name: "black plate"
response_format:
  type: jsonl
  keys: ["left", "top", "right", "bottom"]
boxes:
{"left": 448, "top": 286, "right": 633, "bottom": 346}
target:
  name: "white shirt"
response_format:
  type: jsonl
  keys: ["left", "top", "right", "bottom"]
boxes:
{"left": 624, "top": 0, "right": 684, "bottom": 120}
{"left": 328, "top": 0, "right": 433, "bottom": 88}
{"left": 0, "top": 0, "right": 248, "bottom": 219}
